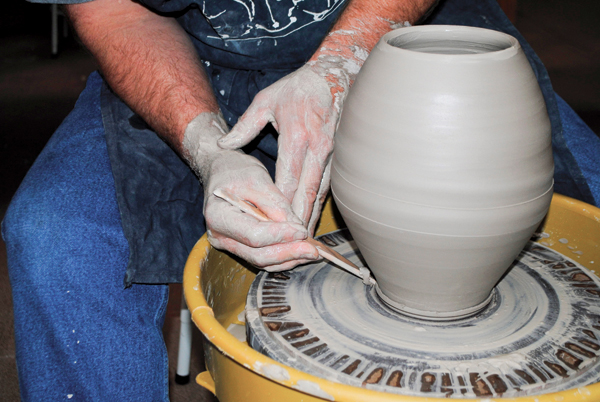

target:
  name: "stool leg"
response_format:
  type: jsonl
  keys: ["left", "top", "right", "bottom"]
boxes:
{"left": 62, "top": 10, "right": 69, "bottom": 38}
{"left": 51, "top": 4, "right": 58, "bottom": 57}
{"left": 175, "top": 294, "right": 193, "bottom": 384}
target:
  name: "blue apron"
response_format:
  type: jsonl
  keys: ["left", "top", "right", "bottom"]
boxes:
{"left": 99, "top": 0, "right": 593, "bottom": 285}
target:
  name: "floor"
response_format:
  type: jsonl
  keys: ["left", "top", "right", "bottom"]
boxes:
{"left": 0, "top": 0, "right": 598, "bottom": 400}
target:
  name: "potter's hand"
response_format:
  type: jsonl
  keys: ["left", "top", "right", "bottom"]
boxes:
{"left": 216, "top": 0, "right": 437, "bottom": 230}
{"left": 183, "top": 113, "right": 319, "bottom": 272}
{"left": 217, "top": 59, "right": 356, "bottom": 233}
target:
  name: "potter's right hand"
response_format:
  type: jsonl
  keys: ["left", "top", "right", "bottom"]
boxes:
{"left": 182, "top": 113, "right": 320, "bottom": 271}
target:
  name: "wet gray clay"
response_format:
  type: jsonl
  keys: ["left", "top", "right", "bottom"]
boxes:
{"left": 331, "top": 26, "right": 554, "bottom": 319}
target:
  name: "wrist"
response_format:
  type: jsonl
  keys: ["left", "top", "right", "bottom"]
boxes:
{"left": 182, "top": 112, "right": 230, "bottom": 180}
{"left": 307, "top": 0, "right": 438, "bottom": 104}
{"left": 307, "top": 33, "right": 370, "bottom": 113}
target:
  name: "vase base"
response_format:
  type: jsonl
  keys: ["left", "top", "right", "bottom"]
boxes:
{"left": 374, "top": 285, "right": 495, "bottom": 322}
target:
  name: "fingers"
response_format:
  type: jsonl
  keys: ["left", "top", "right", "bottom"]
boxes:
{"left": 262, "top": 258, "right": 319, "bottom": 272}
{"left": 307, "top": 156, "right": 333, "bottom": 235}
{"left": 208, "top": 233, "right": 319, "bottom": 268}
{"left": 273, "top": 108, "right": 317, "bottom": 203}
{"left": 291, "top": 150, "right": 332, "bottom": 225}
{"left": 204, "top": 149, "right": 318, "bottom": 269}
{"left": 239, "top": 188, "right": 303, "bottom": 226}
{"left": 206, "top": 195, "right": 320, "bottom": 269}
{"left": 276, "top": 111, "right": 333, "bottom": 225}
{"left": 208, "top": 151, "right": 304, "bottom": 225}
{"left": 218, "top": 96, "right": 273, "bottom": 149}
{"left": 274, "top": 131, "right": 307, "bottom": 203}
{"left": 273, "top": 94, "right": 334, "bottom": 222}
{"left": 206, "top": 199, "right": 307, "bottom": 248}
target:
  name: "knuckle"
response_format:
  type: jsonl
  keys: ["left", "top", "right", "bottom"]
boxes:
{"left": 305, "top": 188, "right": 319, "bottom": 203}
{"left": 316, "top": 136, "right": 334, "bottom": 153}
{"left": 251, "top": 256, "right": 270, "bottom": 268}
{"left": 254, "top": 90, "right": 272, "bottom": 105}
{"left": 207, "top": 235, "right": 226, "bottom": 251}
{"left": 245, "top": 226, "right": 269, "bottom": 248}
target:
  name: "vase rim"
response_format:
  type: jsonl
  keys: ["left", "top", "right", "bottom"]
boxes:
{"left": 381, "top": 25, "right": 520, "bottom": 60}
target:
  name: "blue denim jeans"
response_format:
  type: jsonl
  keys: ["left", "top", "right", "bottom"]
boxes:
{"left": 3, "top": 73, "right": 170, "bottom": 401}
{"left": 557, "top": 94, "right": 600, "bottom": 202}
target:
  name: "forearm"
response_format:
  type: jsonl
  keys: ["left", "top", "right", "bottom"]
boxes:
{"left": 314, "top": 0, "right": 437, "bottom": 55}
{"left": 309, "top": 0, "right": 437, "bottom": 101}
{"left": 65, "top": 0, "right": 220, "bottom": 155}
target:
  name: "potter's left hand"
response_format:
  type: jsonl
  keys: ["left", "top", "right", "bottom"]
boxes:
{"left": 218, "top": 57, "right": 359, "bottom": 233}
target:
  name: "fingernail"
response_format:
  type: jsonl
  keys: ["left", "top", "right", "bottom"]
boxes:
{"left": 290, "top": 224, "right": 308, "bottom": 240}
{"left": 217, "top": 136, "right": 232, "bottom": 146}
{"left": 289, "top": 213, "right": 304, "bottom": 225}
{"left": 302, "top": 251, "right": 319, "bottom": 260}
{"left": 293, "top": 230, "right": 308, "bottom": 241}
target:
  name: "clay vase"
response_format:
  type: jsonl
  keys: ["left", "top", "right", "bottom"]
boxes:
{"left": 331, "top": 25, "right": 554, "bottom": 320}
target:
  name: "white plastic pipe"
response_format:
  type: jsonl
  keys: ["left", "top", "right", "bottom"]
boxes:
{"left": 175, "top": 295, "right": 193, "bottom": 384}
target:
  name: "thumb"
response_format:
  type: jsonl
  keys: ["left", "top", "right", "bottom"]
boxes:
{"left": 218, "top": 103, "right": 273, "bottom": 149}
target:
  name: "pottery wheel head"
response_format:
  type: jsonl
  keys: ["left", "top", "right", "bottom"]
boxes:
{"left": 246, "top": 229, "right": 600, "bottom": 398}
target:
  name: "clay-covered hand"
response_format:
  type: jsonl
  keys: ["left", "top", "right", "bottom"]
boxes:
{"left": 183, "top": 112, "right": 319, "bottom": 271}
{"left": 217, "top": 55, "right": 361, "bottom": 233}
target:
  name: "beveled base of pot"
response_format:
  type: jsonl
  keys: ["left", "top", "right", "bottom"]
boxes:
{"left": 375, "top": 284, "right": 495, "bottom": 321}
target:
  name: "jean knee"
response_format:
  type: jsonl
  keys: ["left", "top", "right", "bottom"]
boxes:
{"left": 2, "top": 185, "right": 45, "bottom": 260}
{"left": 4, "top": 172, "right": 126, "bottom": 291}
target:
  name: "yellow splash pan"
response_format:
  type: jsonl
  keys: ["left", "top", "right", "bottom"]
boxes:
{"left": 183, "top": 193, "right": 600, "bottom": 401}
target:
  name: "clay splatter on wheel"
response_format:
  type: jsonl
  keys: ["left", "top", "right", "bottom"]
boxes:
{"left": 246, "top": 229, "right": 600, "bottom": 398}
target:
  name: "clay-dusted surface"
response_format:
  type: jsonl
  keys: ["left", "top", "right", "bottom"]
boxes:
{"left": 246, "top": 229, "right": 600, "bottom": 398}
